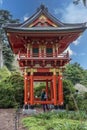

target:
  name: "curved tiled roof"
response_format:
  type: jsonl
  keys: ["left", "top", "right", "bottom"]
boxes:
{"left": 4, "top": 4, "right": 87, "bottom": 29}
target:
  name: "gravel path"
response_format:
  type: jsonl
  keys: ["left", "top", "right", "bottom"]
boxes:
{"left": 0, "top": 108, "right": 43, "bottom": 130}
{"left": 0, "top": 109, "right": 27, "bottom": 130}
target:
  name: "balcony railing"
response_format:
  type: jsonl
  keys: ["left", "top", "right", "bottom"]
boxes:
{"left": 18, "top": 51, "right": 69, "bottom": 60}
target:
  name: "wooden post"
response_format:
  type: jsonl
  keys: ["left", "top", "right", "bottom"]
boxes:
{"left": 24, "top": 69, "right": 28, "bottom": 104}
{"left": 46, "top": 80, "right": 49, "bottom": 99}
{"left": 27, "top": 76, "right": 30, "bottom": 103}
{"left": 53, "top": 70, "right": 57, "bottom": 105}
{"left": 30, "top": 71, "right": 34, "bottom": 105}
{"left": 50, "top": 80, "right": 53, "bottom": 101}
{"left": 58, "top": 72, "right": 63, "bottom": 105}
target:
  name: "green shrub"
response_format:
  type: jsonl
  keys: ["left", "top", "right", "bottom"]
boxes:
{"left": 0, "top": 71, "right": 24, "bottom": 108}
{"left": 22, "top": 111, "right": 87, "bottom": 130}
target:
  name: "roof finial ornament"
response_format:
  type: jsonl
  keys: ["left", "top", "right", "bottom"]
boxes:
{"left": 37, "top": 4, "right": 48, "bottom": 12}
{"left": 40, "top": 4, "right": 45, "bottom": 10}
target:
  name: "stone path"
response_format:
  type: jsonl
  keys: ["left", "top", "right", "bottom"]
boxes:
{"left": 0, "top": 108, "right": 43, "bottom": 130}
{"left": 0, "top": 109, "right": 27, "bottom": 130}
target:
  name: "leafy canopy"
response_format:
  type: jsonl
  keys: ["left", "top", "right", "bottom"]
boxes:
{"left": 63, "top": 62, "right": 87, "bottom": 86}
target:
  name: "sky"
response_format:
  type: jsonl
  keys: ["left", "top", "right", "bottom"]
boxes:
{"left": 0, "top": 0, "right": 87, "bottom": 69}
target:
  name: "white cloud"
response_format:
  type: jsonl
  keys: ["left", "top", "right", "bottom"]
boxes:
{"left": 73, "top": 36, "right": 82, "bottom": 45}
{"left": 23, "top": 14, "right": 29, "bottom": 21}
{"left": 54, "top": 8, "right": 64, "bottom": 16}
{"left": 54, "top": 3, "right": 87, "bottom": 56}
{"left": 0, "top": 0, "right": 3, "bottom": 5}
{"left": 23, "top": 16, "right": 28, "bottom": 21}
{"left": 73, "top": 40, "right": 79, "bottom": 45}
{"left": 62, "top": 3, "right": 87, "bottom": 23}
{"left": 64, "top": 46, "right": 76, "bottom": 56}
{"left": 54, "top": 3, "right": 87, "bottom": 23}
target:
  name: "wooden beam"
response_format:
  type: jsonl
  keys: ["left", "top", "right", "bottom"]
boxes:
{"left": 33, "top": 76, "right": 52, "bottom": 80}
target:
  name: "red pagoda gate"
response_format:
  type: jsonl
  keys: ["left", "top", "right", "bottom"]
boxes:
{"left": 4, "top": 5, "right": 87, "bottom": 107}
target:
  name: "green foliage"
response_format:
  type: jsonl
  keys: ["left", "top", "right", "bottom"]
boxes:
{"left": 22, "top": 111, "right": 87, "bottom": 130}
{"left": 63, "top": 62, "right": 87, "bottom": 87}
{"left": 0, "top": 66, "right": 11, "bottom": 81}
{"left": 8, "top": 72, "right": 24, "bottom": 107}
{"left": 80, "top": 70, "right": 87, "bottom": 87}
{"left": 63, "top": 63, "right": 87, "bottom": 111}
{"left": 75, "top": 93, "right": 87, "bottom": 112}
{"left": 0, "top": 82, "right": 15, "bottom": 108}
{"left": 63, "top": 79, "right": 76, "bottom": 110}
{"left": 0, "top": 9, "right": 20, "bottom": 70}
{"left": 2, "top": 43, "right": 14, "bottom": 70}
{"left": 0, "top": 68, "right": 24, "bottom": 108}
{"left": 34, "top": 82, "right": 46, "bottom": 97}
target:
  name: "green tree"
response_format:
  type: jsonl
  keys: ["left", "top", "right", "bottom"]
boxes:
{"left": 63, "top": 79, "right": 76, "bottom": 110}
{"left": 0, "top": 67, "right": 24, "bottom": 108}
{"left": 75, "top": 93, "right": 87, "bottom": 112}
{"left": 0, "top": 83, "right": 15, "bottom": 108}
{"left": 7, "top": 72, "right": 24, "bottom": 107}
{"left": 0, "top": 66, "right": 11, "bottom": 81}
{"left": 80, "top": 69, "right": 87, "bottom": 87}
{"left": 63, "top": 62, "right": 87, "bottom": 86}
{"left": 0, "top": 10, "right": 19, "bottom": 70}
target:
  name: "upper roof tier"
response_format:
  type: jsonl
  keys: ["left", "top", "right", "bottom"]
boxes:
{"left": 4, "top": 4, "right": 87, "bottom": 54}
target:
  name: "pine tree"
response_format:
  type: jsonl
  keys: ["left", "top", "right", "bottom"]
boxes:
{"left": 0, "top": 10, "right": 19, "bottom": 70}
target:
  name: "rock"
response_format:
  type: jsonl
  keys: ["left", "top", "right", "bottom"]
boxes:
{"left": 74, "top": 83, "right": 87, "bottom": 93}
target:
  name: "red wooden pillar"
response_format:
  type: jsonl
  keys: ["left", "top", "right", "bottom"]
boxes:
{"left": 50, "top": 80, "right": 53, "bottom": 101}
{"left": 58, "top": 74, "right": 63, "bottom": 105}
{"left": 46, "top": 80, "right": 49, "bottom": 98}
{"left": 30, "top": 72, "right": 34, "bottom": 105}
{"left": 27, "top": 76, "right": 30, "bottom": 104}
{"left": 53, "top": 73, "right": 57, "bottom": 105}
{"left": 24, "top": 70, "right": 28, "bottom": 104}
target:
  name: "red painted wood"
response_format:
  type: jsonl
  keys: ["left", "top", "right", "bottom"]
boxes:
{"left": 24, "top": 74, "right": 28, "bottom": 104}
{"left": 30, "top": 75, "right": 34, "bottom": 105}
{"left": 33, "top": 76, "right": 52, "bottom": 80}
{"left": 8, "top": 31, "right": 81, "bottom": 54}
{"left": 53, "top": 75, "right": 57, "bottom": 105}
{"left": 37, "top": 68, "right": 49, "bottom": 72}
{"left": 46, "top": 81, "right": 49, "bottom": 98}
{"left": 58, "top": 75, "right": 63, "bottom": 105}
{"left": 50, "top": 81, "right": 54, "bottom": 101}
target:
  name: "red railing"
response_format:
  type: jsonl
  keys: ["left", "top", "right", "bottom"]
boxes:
{"left": 18, "top": 51, "right": 69, "bottom": 59}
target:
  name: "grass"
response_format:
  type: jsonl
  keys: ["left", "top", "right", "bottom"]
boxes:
{"left": 22, "top": 111, "right": 87, "bottom": 130}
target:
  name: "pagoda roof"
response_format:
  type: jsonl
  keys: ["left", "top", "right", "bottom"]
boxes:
{"left": 4, "top": 25, "right": 86, "bottom": 33}
{"left": 4, "top": 4, "right": 87, "bottom": 29}
{"left": 3, "top": 5, "right": 87, "bottom": 54}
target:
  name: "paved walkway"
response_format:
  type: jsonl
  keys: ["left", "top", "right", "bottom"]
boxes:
{"left": 0, "top": 108, "right": 43, "bottom": 130}
{"left": 0, "top": 109, "right": 27, "bottom": 130}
